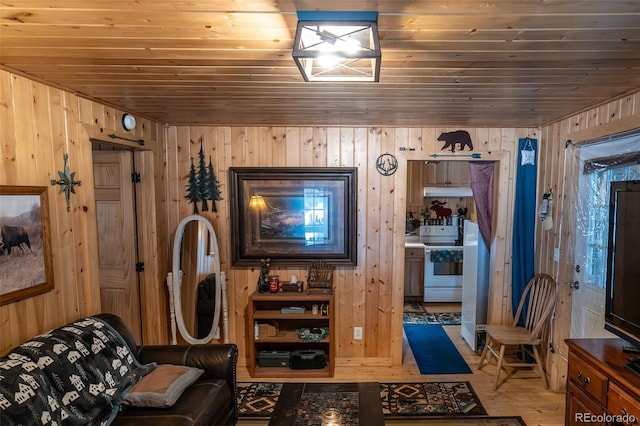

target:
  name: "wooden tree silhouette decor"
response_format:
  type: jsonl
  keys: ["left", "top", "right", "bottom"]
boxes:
{"left": 185, "top": 139, "right": 223, "bottom": 214}
{"left": 185, "top": 158, "right": 201, "bottom": 214}
{"left": 196, "top": 143, "right": 210, "bottom": 212}
{"left": 206, "top": 156, "right": 223, "bottom": 212}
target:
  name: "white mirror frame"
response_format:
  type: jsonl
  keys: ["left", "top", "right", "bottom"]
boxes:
{"left": 166, "top": 215, "right": 229, "bottom": 345}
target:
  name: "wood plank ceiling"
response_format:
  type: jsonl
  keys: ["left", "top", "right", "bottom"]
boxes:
{"left": 1, "top": 1, "right": 639, "bottom": 127}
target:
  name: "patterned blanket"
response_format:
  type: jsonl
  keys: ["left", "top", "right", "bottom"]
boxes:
{"left": 0, "top": 316, "right": 155, "bottom": 425}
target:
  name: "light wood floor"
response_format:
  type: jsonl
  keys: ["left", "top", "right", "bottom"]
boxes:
{"left": 237, "top": 303, "right": 566, "bottom": 426}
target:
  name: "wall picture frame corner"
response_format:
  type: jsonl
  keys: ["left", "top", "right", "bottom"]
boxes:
{"left": 0, "top": 185, "right": 55, "bottom": 305}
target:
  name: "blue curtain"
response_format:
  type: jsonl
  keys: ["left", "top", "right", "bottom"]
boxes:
{"left": 512, "top": 138, "right": 537, "bottom": 325}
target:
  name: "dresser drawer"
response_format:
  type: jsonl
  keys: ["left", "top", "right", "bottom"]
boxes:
{"left": 566, "top": 381, "right": 606, "bottom": 426}
{"left": 607, "top": 382, "right": 640, "bottom": 425}
{"left": 568, "top": 353, "right": 608, "bottom": 405}
{"left": 405, "top": 248, "right": 424, "bottom": 259}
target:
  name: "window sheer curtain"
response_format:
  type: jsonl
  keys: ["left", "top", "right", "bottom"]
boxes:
{"left": 574, "top": 132, "right": 640, "bottom": 289}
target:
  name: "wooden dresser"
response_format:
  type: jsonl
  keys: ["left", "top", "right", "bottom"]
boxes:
{"left": 565, "top": 338, "right": 640, "bottom": 426}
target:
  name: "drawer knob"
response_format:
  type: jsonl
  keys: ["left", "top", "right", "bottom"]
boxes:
{"left": 576, "top": 371, "right": 582, "bottom": 379}
{"left": 620, "top": 408, "right": 638, "bottom": 424}
{"left": 582, "top": 377, "right": 590, "bottom": 386}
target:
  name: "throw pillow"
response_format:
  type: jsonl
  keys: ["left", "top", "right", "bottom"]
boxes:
{"left": 121, "top": 364, "right": 204, "bottom": 408}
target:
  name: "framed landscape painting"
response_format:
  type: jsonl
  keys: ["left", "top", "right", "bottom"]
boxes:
{"left": 229, "top": 167, "right": 357, "bottom": 266}
{"left": 0, "top": 186, "right": 54, "bottom": 305}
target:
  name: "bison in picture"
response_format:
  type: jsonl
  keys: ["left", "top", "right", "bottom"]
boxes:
{"left": 0, "top": 225, "right": 33, "bottom": 255}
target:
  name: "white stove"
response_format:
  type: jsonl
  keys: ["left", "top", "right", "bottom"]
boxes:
{"left": 419, "top": 221, "right": 464, "bottom": 302}
{"left": 419, "top": 222, "right": 460, "bottom": 246}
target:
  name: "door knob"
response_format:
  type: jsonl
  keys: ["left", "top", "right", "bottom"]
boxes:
{"left": 565, "top": 281, "right": 580, "bottom": 289}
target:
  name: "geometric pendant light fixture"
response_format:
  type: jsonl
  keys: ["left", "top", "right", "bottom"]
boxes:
{"left": 292, "top": 11, "right": 381, "bottom": 82}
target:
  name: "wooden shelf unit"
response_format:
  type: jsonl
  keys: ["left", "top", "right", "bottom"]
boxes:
{"left": 565, "top": 338, "right": 640, "bottom": 426}
{"left": 246, "top": 291, "right": 335, "bottom": 378}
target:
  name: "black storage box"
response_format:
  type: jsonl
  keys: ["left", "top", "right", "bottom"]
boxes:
{"left": 257, "top": 350, "right": 290, "bottom": 367}
{"left": 289, "top": 349, "right": 327, "bottom": 370}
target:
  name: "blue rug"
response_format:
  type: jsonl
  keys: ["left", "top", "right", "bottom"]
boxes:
{"left": 404, "top": 324, "right": 472, "bottom": 374}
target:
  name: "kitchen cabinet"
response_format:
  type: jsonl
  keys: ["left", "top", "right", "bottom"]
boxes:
{"left": 406, "top": 160, "right": 424, "bottom": 211}
{"left": 424, "top": 161, "right": 469, "bottom": 186}
{"left": 246, "top": 291, "right": 334, "bottom": 378}
{"left": 565, "top": 338, "right": 640, "bottom": 426}
{"left": 404, "top": 247, "right": 424, "bottom": 298}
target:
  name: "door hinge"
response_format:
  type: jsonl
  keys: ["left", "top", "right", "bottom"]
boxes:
{"left": 132, "top": 172, "right": 141, "bottom": 183}
{"left": 135, "top": 262, "right": 145, "bottom": 272}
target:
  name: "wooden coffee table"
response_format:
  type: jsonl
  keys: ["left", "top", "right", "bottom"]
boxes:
{"left": 268, "top": 382, "right": 384, "bottom": 426}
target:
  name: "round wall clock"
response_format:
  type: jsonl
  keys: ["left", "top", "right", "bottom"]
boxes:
{"left": 376, "top": 153, "right": 398, "bottom": 176}
{"left": 122, "top": 113, "right": 136, "bottom": 131}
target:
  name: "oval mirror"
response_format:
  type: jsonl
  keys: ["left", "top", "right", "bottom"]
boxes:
{"left": 167, "top": 215, "right": 227, "bottom": 345}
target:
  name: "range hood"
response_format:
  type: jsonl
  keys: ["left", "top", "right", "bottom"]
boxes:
{"left": 423, "top": 186, "right": 473, "bottom": 197}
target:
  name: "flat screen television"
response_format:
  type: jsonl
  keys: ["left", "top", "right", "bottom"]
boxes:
{"left": 604, "top": 179, "right": 640, "bottom": 351}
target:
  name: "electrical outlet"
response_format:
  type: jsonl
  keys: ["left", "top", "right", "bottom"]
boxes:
{"left": 354, "top": 327, "right": 363, "bottom": 340}
{"left": 553, "top": 247, "right": 560, "bottom": 262}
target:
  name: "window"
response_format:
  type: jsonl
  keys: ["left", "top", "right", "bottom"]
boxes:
{"left": 304, "top": 188, "right": 329, "bottom": 245}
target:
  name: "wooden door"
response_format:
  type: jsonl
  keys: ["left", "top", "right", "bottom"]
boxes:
{"left": 93, "top": 150, "right": 142, "bottom": 342}
{"left": 568, "top": 142, "right": 619, "bottom": 340}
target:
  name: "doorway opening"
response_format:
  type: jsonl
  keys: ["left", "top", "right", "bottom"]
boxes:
{"left": 394, "top": 151, "right": 507, "bottom": 368}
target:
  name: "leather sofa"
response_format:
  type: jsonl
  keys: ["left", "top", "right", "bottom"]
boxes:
{"left": 97, "top": 313, "right": 238, "bottom": 426}
{"left": 0, "top": 313, "right": 237, "bottom": 426}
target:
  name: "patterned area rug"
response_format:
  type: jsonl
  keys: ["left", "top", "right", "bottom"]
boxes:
{"left": 403, "top": 311, "right": 462, "bottom": 325}
{"left": 404, "top": 301, "right": 426, "bottom": 313}
{"left": 237, "top": 382, "right": 283, "bottom": 418}
{"left": 403, "top": 302, "right": 461, "bottom": 325}
{"left": 237, "top": 381, "right": 486, "bottom": 419}
{"left": 381, "top": 382, "right": 485, "bottom": 417}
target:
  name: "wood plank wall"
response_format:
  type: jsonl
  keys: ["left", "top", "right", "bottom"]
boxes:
{"left": 4, "top": 68, "right": 636, "bottom": 393}
{"left": 538, "top": 90, "right": 640, "bottom": 391}
{"left": 163, "top": 125, "right": 539, "bottom": 371}
{"left": 0, "top": 70, "right": 168, "bottom": 354}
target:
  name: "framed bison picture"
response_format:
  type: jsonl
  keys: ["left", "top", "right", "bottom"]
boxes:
{"left": 0, "top": 186, "right": 54, "bottom": 305}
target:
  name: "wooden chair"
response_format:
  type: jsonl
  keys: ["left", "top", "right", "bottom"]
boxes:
{"left": 478, "top": 273, "right": 558, "bottom": 390}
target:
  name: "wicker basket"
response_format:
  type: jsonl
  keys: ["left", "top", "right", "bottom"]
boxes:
{"left": 307, "top": 261, "right": 334, "bottom": 294}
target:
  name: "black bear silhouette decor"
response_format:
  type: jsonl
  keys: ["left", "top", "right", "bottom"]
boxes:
{"left": 438, "top": 130, "right": 474, "bottom": 152}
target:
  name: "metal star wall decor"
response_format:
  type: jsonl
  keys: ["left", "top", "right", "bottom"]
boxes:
{"left": 51, "top": 153, "right": 81, "bottom": 212}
